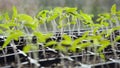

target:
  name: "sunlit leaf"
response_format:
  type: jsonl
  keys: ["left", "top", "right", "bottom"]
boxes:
{"left": 34, "top": 32, "right": 45, "bottom": 43}
{"left": 55, "top": 44, "right": 66, "bottom": 52}
{"left": 23, "top": 45, "right": 31, "bottom": 53}
{"left": 80, "top": 11, "right": 93, "bottom": 25}
{"left": 34, "top": 32, "right": 53, "bottom": 43}
{"left": 93, "top": 39, "right": 99, "bottom": 45}
{"left": 72, "top": 37, "right": 82, "bottom": 46}
{"left": 101, "top": 22, "right": 109, "bottom": 27}
{"left": 60, "top": 34, "right": 72, "bottom": 46}
{"left": 4, "top": 12, "right": 10, "bottom": 21}
{"left": 45, "top": 41, "right": 57, "bottom": 47}
{"left": 113, "top": 26, "right": 120, "bottom": 31}
{"left": 93, "top": 27, "right": 99, "bottom": 35}
{"left": 111, "top": 18, "right": 116, "bottom": 23}
{"left": 80, "top": 11, "right": 91, "bottom": 21}
{"left": 99, "top": 53, "right": 105, "bottom": 60}
{"left": 98, "top": 40, "right": 110, "bottom": 52}
{"left": 116, "top": 11, "right": 120, "bottom": 15}
{"left": 23, "top": 44, "right": 38, "bottom": 53}
{"left": 53, "top": 7, "right": 63, "bottom": 14}
{"left": 24, "top": 22, "right": 37, "bottom": 30}
{"left": 114, "top": 36, "right": 120, "bottom": 42}
{"left": 79, "top": 42, "right": 91, "bottom": 49}
{"left": 70, "top": 21, "right": 76, "bottom": 24}
{"left": 111, "top": 4, "right": 116, "bottom": 15}
{"left": 96, "top": 17, "right": 102, "bottom": 22}
{"left": 6, "top": 22, "right": 18, "bottom": 27}
{"left": 105, "top": 29, "right": 113, "bottom": 37}
{"left": 37, "top": 10, "right": 49, "bottom": 18}
{"left": 62, "top": 34, "right": 72, "bottom": 41}
{"left": 82, "top": 31, "right": 89, "bottom": 39}
{"left": 18, "top": 14, "right": 33, "bottom": 23}
{"left": 70, "top": 37, "right": 83, "bottom": 52}
{"left": 91, "top": 35, "right": 102, "bottom": 40}
{"left": 47, "top": 13, "right": 58, "bottom": 22}
{"left": 61, "top": 40, "right": 71, "bottom": 46}
{"left": 0, "top": 15, "right": 3, "bottom": 21}
{"left": 57, "top": 25, "right": 63, "bottom": 29}
{"left": 12, "top": 6, "right": 18, "bottom": 20}
{"left": 64, "top": 7, "right": 77, "bottom": 13}
{"left": 2, "top": 30, "right": 23, "bottom": 49}
{"left": 0, "top": 24, "right": 9, "bottom": 29}
{"left": 0, "top": 29, "right": 3, "bottom": 34}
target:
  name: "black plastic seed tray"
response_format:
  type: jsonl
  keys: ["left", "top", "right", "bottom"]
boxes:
{"left": 91, "top": 62, "right": 120, "bottom": 68}
{"left": 0, "top": 52, "right": 28, "bottom": 65}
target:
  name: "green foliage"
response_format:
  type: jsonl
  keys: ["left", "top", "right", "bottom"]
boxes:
{"left": 69, "top": 32, "right": 89, "bottom": 52}
{"left": 64, "top": 7, "right": 77, "bottom": 13}
{"left": 23, "top": 45, "right": 32, "bottom": 53}
{"left": 4, "top": 12, "right": 10, "bottom": 21}
{"left": 18, "top": 14, "right": 38, "bottom": 30}
{"left": 55, "top": 44, "right": 67, "bottom": 52}
{"left": 69, "top": 37, "right": 82, "bottom": 52}
{"left": 0, "top": 29, "right": 3, "bottom": 34}
{"left": 79, "top": 11, "right": 93, "bottom": 25}
{"left": 99, "top": 53, "right": 105, "bottom": 60}
{"left": 2, "top": 30, "right": 23, "bottom": 49}
{"left": 36, "top": 10, "right": 48, "bottom": 24}
{"left": 97, "top": 40, "right": 110, "bottom": 52}
{"left": 18, "top": 14, "right": 33, "bottom": 23}
{"left": 62, "top": 34, "right": 72, "bottom": 41}
{"left": 0, "top": 14, "right": 3, "bottom": 21}
{"left": 12, "top": 6, "right": 18, "bottom": 20}
{"left": 79, "top": 42, "right": 91, "bottom": 49}
{"left": 114, "top": 36, "right": 120, "bottom": 42}
{"left": 105, "top": 29, "right": 113, "bottom": 37}
{"left": 0, "top": 4, "right": 120, "bottom": 61}
{"left": 34, "top": 32, "right": 53, "bottom": 43}
{"left": 111, "top": 4, "right": 116, "bottom": 15}
{"left": 93, "top": 27, "right": 99, "bottom": 35}
{"left": 47, "top": 13, "right": 59, "bottom": 22}
{"left": 0, "top": 24, "right": 10, "bottom": 29}
{"left": 23, "top": 44, "right": 38, "bottom": 53}
{"left": 37, "top": 10, "right": 49, "bottom": 18}
{"left": 53, "top": 7, "right": 63, "bottom": 14}
{"left": 45, "top": 41, "right": 57, "bottom": 47}
{"left": 105, "top": 26, "right": 120, "bottom": 37}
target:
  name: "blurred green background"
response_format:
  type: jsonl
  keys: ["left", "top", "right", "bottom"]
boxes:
{"left": 0, "top": 0, "right": 120, "bottom": 16}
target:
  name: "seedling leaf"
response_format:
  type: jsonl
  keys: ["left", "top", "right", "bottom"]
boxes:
{"left": 12, "top": 6, "right": 18, "bottom": 20}
{"left": 18, "top": 14, "right": 33, "bottom": 23}
{"left": 45, "top": 41, "right": 57, "bottom": 47}
{"left": 111, "top": 4, "right": 116, "bottom": 15}
{"left": 23, "top": 45, "right": 31, "bottom": 53}
{"left": 115, "top": 36, "right": 120, "bottom": 42}
{"left": 97, "top": 40, "right": 110, "bottom": 52}
{"left": 2, "top": 30, "right": 23, "bottom": 49}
